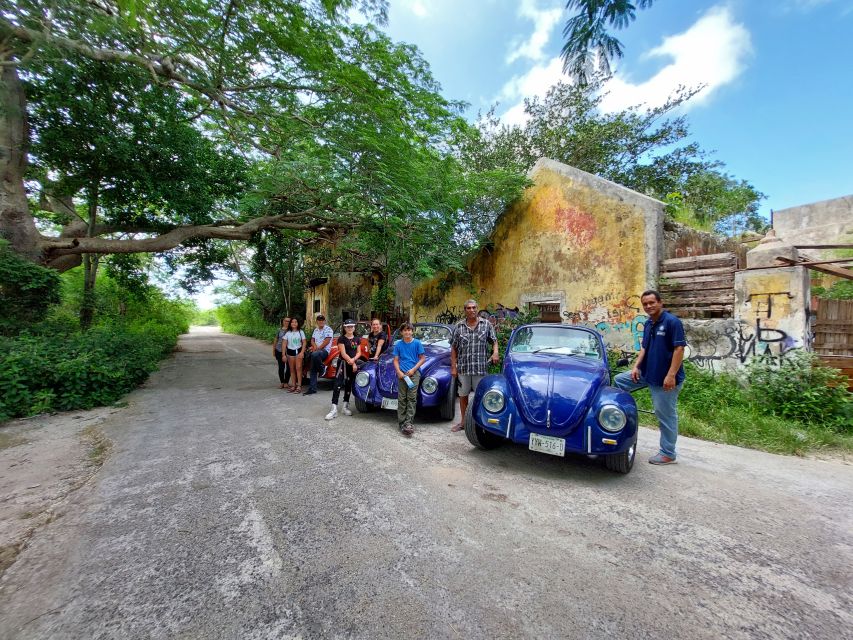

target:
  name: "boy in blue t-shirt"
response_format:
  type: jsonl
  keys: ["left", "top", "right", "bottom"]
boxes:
{"left": 393, "top": 322, "right": 426, "bottom": 437}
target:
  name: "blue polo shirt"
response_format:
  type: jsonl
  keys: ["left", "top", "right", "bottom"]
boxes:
{"left": 639, "top": 310, "right": 686, "bottom": 386}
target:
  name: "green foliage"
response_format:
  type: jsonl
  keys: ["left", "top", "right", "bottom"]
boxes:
{"left": 371, "top": 282, "right": 395, "bottom": 315}
{"left": 626, "top": 361, "right": 852, "bottom": 455}
{"left": 193, "top": 309, "right": 219, "bottom": 326}
{"left": 561, "top": 0, "right": 656, "bottom": 84}
{"left": 487, "top": 307, "right": 542, "bottom": 374}
{"left": 0, "top": 241, "right": 61, "bottom": 334}
{"left": 745, "top": 352, "right": 851, "bottom": 432}
{"left": 216, "top": 300, "right": 278, "bottom": 341}
{"left": 813, "top": 280, "right": 853, "bottom": 300}
{"left": 0, "top": 259, "right": 192, "bottom": 421}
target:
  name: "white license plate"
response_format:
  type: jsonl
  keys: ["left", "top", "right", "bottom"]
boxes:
{"left": 381, "top": 397, "right": 398, "bottom": 410}
{"left": 529, "top": 433, "right": 566, "bottom": 457}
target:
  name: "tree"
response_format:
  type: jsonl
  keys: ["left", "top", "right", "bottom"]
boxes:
{"left": 27, "top": 54, "right": 246, "bottom": 326}
{"left": 1, "top": 1, "right": 516, "bottom": 273}
{"left": 561, "top": 0, "right": 656, "bottom": 84}
{"left": 463, "top": 78, "right": 764, "bottom": 239}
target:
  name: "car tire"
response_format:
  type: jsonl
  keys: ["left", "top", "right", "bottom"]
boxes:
{"left": 438, "top": 379, "right": 456, "bottom": 421}
{"left": 354, "top": 396, "right": 375, "bottom": 413}
{"left": 463, "top": 403, "right": 503, "bottom": 450}
{"left": 604, "top": 437, "right": 636, "bottom": 474}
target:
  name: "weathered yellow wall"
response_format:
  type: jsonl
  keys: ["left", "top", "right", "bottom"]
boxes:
{"left": 413, "top": 162, "right": 657, "bottom": 351}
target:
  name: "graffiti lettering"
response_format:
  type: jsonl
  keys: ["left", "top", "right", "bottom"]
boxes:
{"left": 435, "top": 306, "right": 461, "bottom": 324}
{"left": 747, "top": 292, "right": 792, "bottom": 320}
{"left": 684, "top": 319, "right": 799, "bottom": 371}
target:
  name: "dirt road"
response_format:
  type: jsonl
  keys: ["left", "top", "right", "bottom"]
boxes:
{"left": 1, "top": 327, "right": 851, "bottom": 639}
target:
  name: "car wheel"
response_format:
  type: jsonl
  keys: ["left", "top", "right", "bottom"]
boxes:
{"left": 604, "top": 438, "right": 636, "bottom": 474}
{"left": 354, "top": 396, "right": 375, "bottom": 413}
{"left": 463, "top": 403, "right": 503, "bottom": 450}
{"left": 438, "top": 380, "right": 456, "bottom": 421}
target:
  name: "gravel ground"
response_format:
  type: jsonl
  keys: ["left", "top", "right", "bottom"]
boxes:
{"left": 0, "top": 326, "right": 851, "bottom": 639}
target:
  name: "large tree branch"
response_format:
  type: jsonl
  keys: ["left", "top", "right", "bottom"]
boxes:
{"left": 38, "top": 208, "right": 353, "bottom": 269}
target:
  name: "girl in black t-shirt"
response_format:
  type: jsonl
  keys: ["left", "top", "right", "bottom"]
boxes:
{"left": 325, "top": 321, "right": 362, "bottom": 420}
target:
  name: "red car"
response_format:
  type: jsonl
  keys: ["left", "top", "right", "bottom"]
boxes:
{"left": 318, "top": 321, "right": 391, "bottom": 381}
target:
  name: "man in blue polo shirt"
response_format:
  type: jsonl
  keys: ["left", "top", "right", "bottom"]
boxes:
{"left": 614, "top": 290, "right": 686, "bottom": 465}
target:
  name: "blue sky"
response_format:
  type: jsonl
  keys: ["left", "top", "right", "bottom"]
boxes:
{"left": 379, "top": 0, "right": 853, "bottom": 219}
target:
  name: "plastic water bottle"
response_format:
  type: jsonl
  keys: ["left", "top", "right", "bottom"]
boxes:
{"left": 403, "top": 375, "right": 415, "bottom": 389}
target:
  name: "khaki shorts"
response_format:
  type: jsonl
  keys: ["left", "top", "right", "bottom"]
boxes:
{"left": 458, "top": 374, "right": 484, "bottom": 396}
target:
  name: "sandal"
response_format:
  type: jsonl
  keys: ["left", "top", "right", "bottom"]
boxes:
{"left": 450, "top": 423, "right": 464, "bottom": 432}
{"left": 295, "top": 386, "right": 302, "bottom": 394}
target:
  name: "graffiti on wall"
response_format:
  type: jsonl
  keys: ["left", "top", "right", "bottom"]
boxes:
{"left": 684, "top": 320, "right": 799, "bottom": 371}
{"left": 562, "top": 295, "right": 647, "bottom": 351}
{"left": 560, "top": 289, "right": 801, "bottom": 370}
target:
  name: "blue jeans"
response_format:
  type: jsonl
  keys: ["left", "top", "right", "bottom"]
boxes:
{"left": 308, "top": 350, "right": 327, "bottom": 391}
{"left": 614, "top": 371, "right": 683, "bottom": 459}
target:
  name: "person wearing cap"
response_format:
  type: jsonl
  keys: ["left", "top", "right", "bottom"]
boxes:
{"left": 325, "top": 319, "right": 362, "bottom": 420}
{"left": 305, "top": 314, "right": 334, "bottom": 395}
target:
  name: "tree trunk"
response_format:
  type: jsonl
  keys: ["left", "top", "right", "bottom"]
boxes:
{"left": 0, "top": 64, "right": 40, "bottom": 260}
{"left": 80, "top": 254, "right": 100, "bottom": 330}
{"left": 79, "top": 187, "right": 100, "bottom": 330}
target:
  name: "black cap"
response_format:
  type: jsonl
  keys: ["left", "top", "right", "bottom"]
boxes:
{"left": 317, "top": 314, "right": 325, "bottom": 320}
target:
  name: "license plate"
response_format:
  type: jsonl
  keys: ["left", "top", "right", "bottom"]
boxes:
{"left": 381, "top": 397, "right": 398, "bottom": 410}
{"left": 529, "top": 433, "right": 565, "bottom": 457}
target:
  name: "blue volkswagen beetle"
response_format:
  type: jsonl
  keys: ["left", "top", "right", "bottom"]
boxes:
{"left": 352, "top": 323, "right": 456, "bottom": 420}
{"left": 464, "top": 324, "right": 639, "bottom": 474}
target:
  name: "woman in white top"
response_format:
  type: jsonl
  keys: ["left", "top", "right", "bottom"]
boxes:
{"left": 284, "top": 317, "right": 306, "bottom": 393}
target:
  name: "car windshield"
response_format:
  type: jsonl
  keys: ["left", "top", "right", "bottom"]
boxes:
{"left": 412, "top": 325, "right": 452, "bottom": 348}
{"left": 509, "top": 326, "right": 602, "bottom": 359}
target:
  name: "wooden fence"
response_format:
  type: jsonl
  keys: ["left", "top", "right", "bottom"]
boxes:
{"left": 659, "top": 252, "right": 737, "bottom": 319}
{"left": 813, "top": 298, "right": 853, "bottom": 389}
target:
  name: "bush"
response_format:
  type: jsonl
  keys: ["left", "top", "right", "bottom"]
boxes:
{"left": 0, "top": 268, "right": 192, "bottom": 422}
{"left": 192, "top": 309, "right": 219, "bottom": 326}
{"left": 216, "top": 300, "right": 278, "bottom": 341}
{"left": 745, "top": 351, "right": 852, "bottom": 432}
{"left": 0, "top": 241, "right": 61, "bottom": 335}
{"left": 0, "top": 323, "right": 182, "bottom": 421}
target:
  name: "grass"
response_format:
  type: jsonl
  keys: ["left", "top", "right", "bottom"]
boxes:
{"left": 629, "top": 364, "right": 853, "bottom": 456}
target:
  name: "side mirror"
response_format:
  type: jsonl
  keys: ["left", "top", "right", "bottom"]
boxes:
{"left": 616, "top": 358, "right": 630, "bottom": 367}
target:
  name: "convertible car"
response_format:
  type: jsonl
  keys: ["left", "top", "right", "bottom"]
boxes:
{"left": 464, "top": 324, "right": 639, "bottom": 474}
{"left": 352, "top": 323, "right": 456, "bottom": 420}
{"left": 318, "top": 321, "right": 390, "bottom": 381}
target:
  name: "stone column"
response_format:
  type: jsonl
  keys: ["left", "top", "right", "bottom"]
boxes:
{"left": 733, "top": 231, "right": 811, "bottom": 362}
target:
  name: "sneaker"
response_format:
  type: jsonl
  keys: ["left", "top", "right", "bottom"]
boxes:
{"left": 325, "top": 407, "right": 338, "bottom": 420}
{"left": 342, "top": 404, "right": 352, "bottom": 416}
{"left": 649, "top": 453, "right": 676, "bottom": 465}
{"left": 401, "top": 424, "right": 414, "bottom": 437}
{"left": 303, "top": 388, "right": 317, "bottom": 396}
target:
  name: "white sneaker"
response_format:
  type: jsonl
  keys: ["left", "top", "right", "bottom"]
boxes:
{"left": 342, "top": 404, "right": 352, "bottom": 416}
{"left": 325, "top": 407, "right": 338, "bottom": 420}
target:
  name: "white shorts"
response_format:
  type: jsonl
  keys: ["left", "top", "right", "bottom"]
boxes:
{"left": 458, "top": 374, "right": 484, "bottom": 396}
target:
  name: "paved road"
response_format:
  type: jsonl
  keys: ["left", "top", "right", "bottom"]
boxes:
{"left": 1, "top": 327, "right": 851, "bottom": 639}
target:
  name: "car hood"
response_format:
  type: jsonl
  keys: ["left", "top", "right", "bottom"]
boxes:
{"left": 376, "top": 345, "right": 449, "bottom": 395}
{"left": 506, "top": 353, "right": 607, "bottom": 430}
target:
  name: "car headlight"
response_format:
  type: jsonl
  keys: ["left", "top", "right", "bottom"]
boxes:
{"left": 421, "top": 376, "right": 438, "bottom": 394}
{"left": 355, "top": 371, "right": 370, "bottom": 388}
{"left": 482, "top": 390, "right": 505, "bottom": 413}
{"left": 598, "top": 404, "right": 626, "bottom": 432}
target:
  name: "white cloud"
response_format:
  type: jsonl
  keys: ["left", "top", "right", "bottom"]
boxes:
{"left": 600, "top": 6, "right": 752, "bottom": 112}
{"left": 498, "top": 5, "right": 752, "bottom": 125}
{"left": 411, "top": 1, "right": 428, "bottom": 18}
{"left": 506, "top": 0, "right": 563, "bottom": 64}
